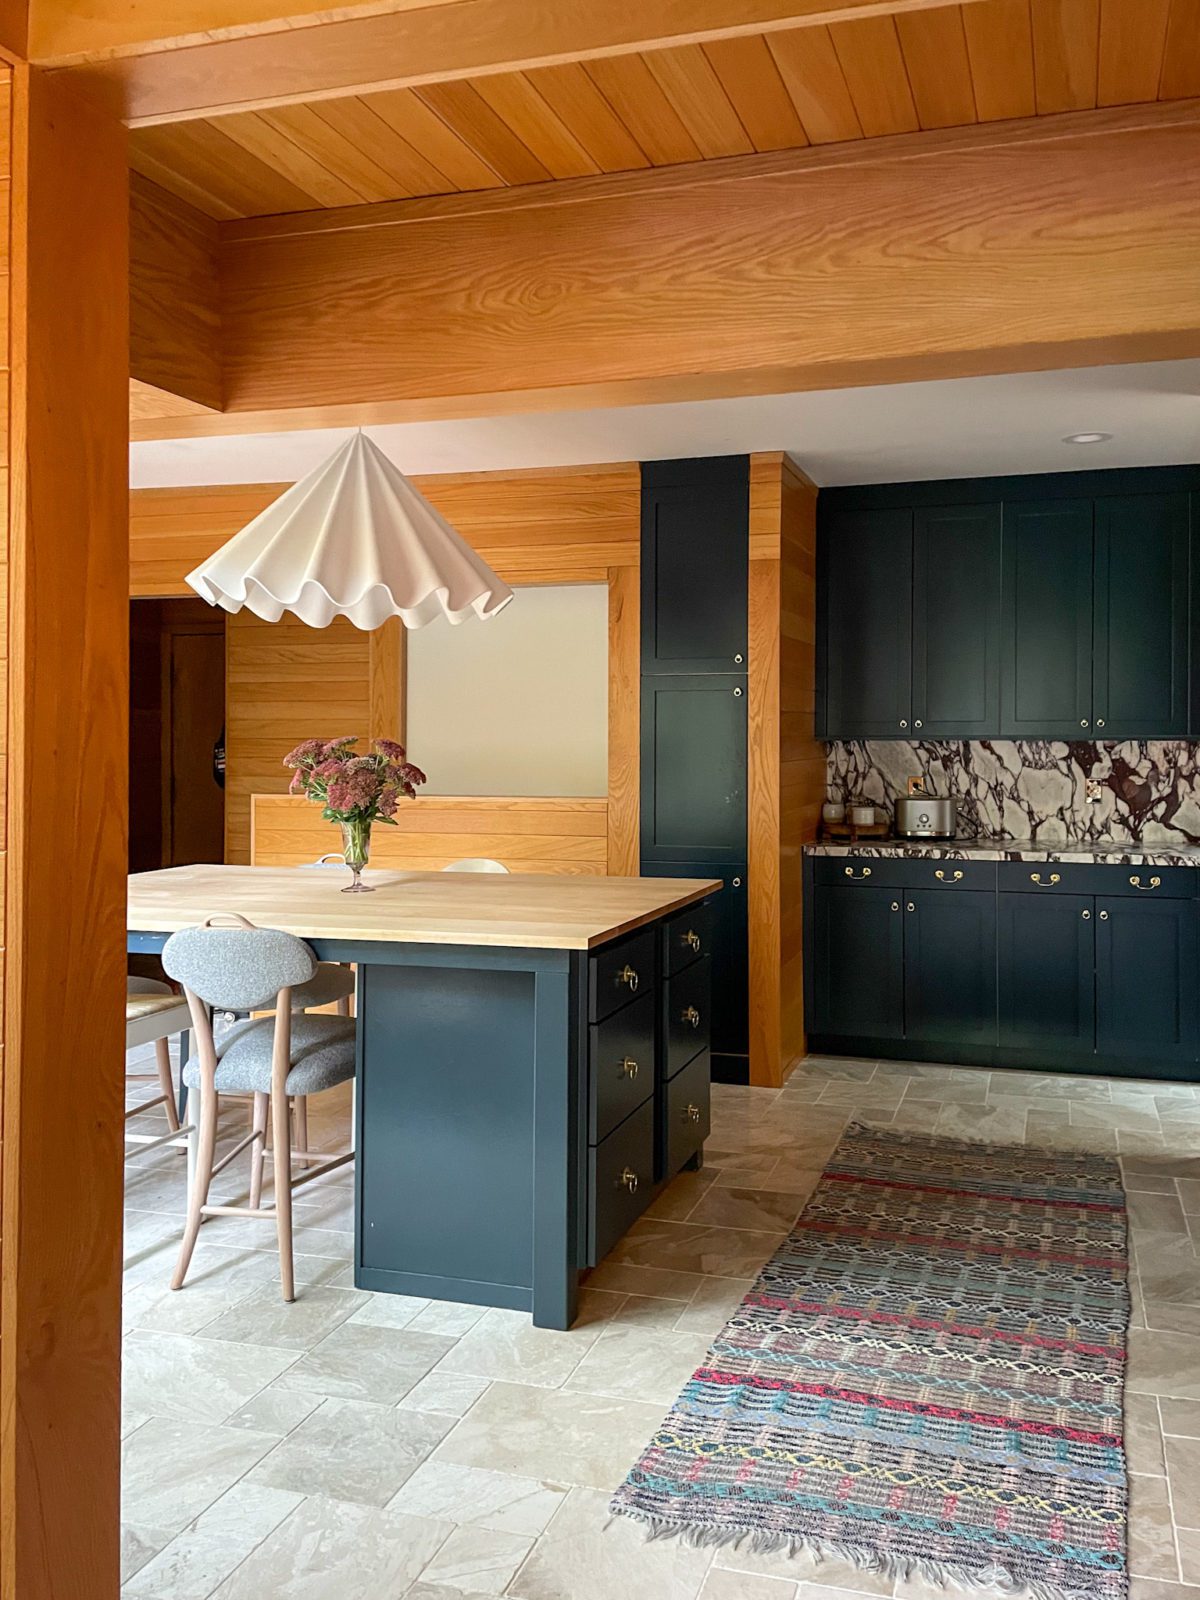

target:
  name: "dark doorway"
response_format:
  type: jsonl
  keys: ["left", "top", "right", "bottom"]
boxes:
{"left": 129, "top": 599, "right": 226, "bottom": 872}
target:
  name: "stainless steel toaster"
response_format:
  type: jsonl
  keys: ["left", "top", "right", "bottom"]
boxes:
{"left": 894, "top": 795, "right": 958, "bottom": 839}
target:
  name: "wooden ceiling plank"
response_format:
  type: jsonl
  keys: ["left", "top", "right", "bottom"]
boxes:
{"left": 963, "top": 0, "right": 1036, "bottom": 120}
{"left": 828, "top": 15, "right": 920, "bottom": 136}
{"left": 1030, "top": 0, "right": 1100, "bottom": 113}
{"left": 583, "top": 53, "right": 704, "bottom": 166}
{"left": 359, "top": 88, "right": 505, "bottom": 189}
{"left": 896, "top": 7, "right": 978, "bottom": 128}
{"left": 641, "top": 43, "right": 755, "bottom": 158}
{"left": 130, "top": 118, "right": 322, "bottom": 216}
{"left": 1097, "top": 0, "right": 1169, "bottom": 104}
{"left": 767, "top": 25, "right": 862, "bottom": 142}
{"left": 216, "top": 109, "right": 373, "bottom": 207}
{"left": 309, "top": 93, "right": 457, "bottom": 193}
{"left": 258, "top": 101, "right": 413, "bottom": 201}
{"left": 702, "top": 33, "right": 809, "bottom": 151}
{"left": 471, "top": 71, "right": 601, "bottom": 178}
{"left": 523, "top": 62, "right": 652, "bottom": 171}
{"left": 128, "top": 132, "right": 245, "bottom": 219}
{"left": 416, "top": 79, "right": 552, "bottom": 184}
{"left": 1160, "top": 0, "right": 1200, "bottom": 98}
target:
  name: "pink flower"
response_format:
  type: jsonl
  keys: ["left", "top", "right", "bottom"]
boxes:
{"left": 320, "top": 737, "right": 357, "bottom": 759}
{"left": 283, "top": 739, "right": 324, "bottom": 769}
{"left": 288, "top": 771, "right": 306, "bottom": 794}
{"left": 313, "top": 759, "right": 345, "bottom": 779}
{"left": 373, "top": 738, "right": 407, "bottom": 761}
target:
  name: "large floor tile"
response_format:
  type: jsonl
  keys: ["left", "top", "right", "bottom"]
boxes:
{"left": 416, "top": 1524, "right": 533, "bottom": 1595}
{"left": 1130, "top": 1329, "right": 1200, "bottom": 1400}
{"left": 122, "top": 1418, "right": 277, "bottom": 1527}
{"left": 274, "top": 1321, "right": 454, "bottom": 1404}
{"left": 247, "top": 1396, "right": 454, "bottom": 1506}
{"left": 390, "top": 1460, "right": 567, "bottom": 1537}
{"left": 563, "top": 1324, "right": 711, "bottom": 1406}
{"left": 508, "top": 1487, "right": 713, "bottom": 1600}
{"left": 122, "top": 1328, "right": 298, "bottom": 1425}
{"left": 123, "top": 1482, "right": 302, "bottom": 1599}
{"left": 608, "top": 1218, "right": 785, "bottom": 1279}
{"left": 434, "top": 1299, "right": 612, "bottom": 1389}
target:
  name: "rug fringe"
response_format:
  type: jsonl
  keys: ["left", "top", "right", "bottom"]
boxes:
{"left": 608, "top": 1506, "right": 1114, "bottom": 1600}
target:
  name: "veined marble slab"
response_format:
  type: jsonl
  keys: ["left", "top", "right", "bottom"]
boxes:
{"left": 805, "top": 838, "right": 1200, "bottom": 866}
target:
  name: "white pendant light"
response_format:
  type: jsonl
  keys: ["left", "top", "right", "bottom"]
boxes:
{"left": 186, "top": 432, "right": 514, "bottom": 629}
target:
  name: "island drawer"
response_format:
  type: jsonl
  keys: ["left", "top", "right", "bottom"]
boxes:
{"left": 661, "top": 1048, "right": 710, "bottom": 1177}
{"left": 997, "top": 863, "right": 1198, "bottom": 899}
{"left": 589, "top": 991, "right": 655, "bottom": 1144}
{"left": 589, "top": 926, "right": 656, "bottom": 1023}
{"left": 665, "top": 955, "right": 711, "bottom": 1079}
{"left": 588, "top": 1096, "right": 654, "bottom": 1265}
{"left": 664, "top": 900, "right": 715, "bottom": 976}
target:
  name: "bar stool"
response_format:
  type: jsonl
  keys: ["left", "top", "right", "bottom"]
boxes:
{"left": 163, "top": 914, "right": 357, "bottom": 1302}
{"left": 125, "top": 977, "right": 192, "bottom": 1159}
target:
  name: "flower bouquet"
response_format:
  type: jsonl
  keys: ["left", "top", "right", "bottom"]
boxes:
{"left": 283, "top": 737, "right": 427, "bottom": 892}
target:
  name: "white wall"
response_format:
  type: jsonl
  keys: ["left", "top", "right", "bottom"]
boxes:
{"left": 405, "top": 583, "right": 608, "bottom": 797}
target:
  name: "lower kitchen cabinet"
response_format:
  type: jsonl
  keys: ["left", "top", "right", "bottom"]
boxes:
{"left": 998, "top": 892, "right": 1095, "bottom": 1055}
{"left": 1096, "top": 895, "right": 1198, "bottom": 1064}
{"left": 904, "top": 890, "right": 997, "bottom": 1046}
{"left": 811, "top": 883, "right": 904, "bottom": 1041}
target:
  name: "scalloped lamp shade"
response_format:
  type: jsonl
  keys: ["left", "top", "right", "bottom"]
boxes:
{"left": 186, "top": 432, "right": 515, "bottom": 629}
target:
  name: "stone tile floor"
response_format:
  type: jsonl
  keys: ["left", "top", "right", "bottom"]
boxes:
{"left": 120, "top": 1046, "right": 1200, "bottom": 1599}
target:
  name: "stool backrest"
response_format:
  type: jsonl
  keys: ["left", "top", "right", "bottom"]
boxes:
{"left": 442, "top": 858, "right": 510, "bottom": 874}
{"left": 162, "top": 914, "right": 317, "bottom": 1012}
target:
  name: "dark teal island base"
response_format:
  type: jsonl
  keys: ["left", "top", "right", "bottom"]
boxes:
{"left": 130, "top": 899, "right": 713, "bottom": 1330}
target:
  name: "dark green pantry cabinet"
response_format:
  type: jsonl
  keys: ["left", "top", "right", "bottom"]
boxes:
{"left": 998, "top": 893, "right": 1095, "bottom": 1055}
{"left": 811, "top": 884, "right": 904, "bottom": 1040}
{"left": 999, "top": 499, "right": 1094, "bottom": 737}
{"left": 904, "top": 890, "right": 997, "bottom": 1046}
{"left": 820, "top": 508, "right": 912, "bottom": 736}
{"left": 912, "top": 505, "right": 1002, "bottom": 737}
{"left": 1096, "top": 896, "right": 1198, "bottom": 1065}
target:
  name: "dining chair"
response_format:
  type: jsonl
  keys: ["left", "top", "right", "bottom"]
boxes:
{"left": 125, "top": 977, "right": 193, "bottom": 1159}
{"left": 162, "top": 914, "right": 357, "bottom": 1301}
{"left": 443, "top": 858, "right": 510, "bottom": 873}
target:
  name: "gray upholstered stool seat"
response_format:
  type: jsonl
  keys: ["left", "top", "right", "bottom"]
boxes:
{"left": 292, "top": 962, "right": 355, "bottom": 1011}
{"left": 183, "top": 1013, "right": 356, "bottom": 1097}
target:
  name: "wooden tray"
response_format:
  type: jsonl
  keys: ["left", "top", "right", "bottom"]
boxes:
{"left": 818, "top": 820, "right": 892, "bottom": 843}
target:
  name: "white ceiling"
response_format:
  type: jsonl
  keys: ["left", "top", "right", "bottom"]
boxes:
{"left": 130, "top": 359, "right": 1200, "bottom": 490}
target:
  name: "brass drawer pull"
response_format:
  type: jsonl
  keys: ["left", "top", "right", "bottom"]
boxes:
{"left": 685, "top": 929, "right": 702, "bottom": 953}
{"left": 620, "top": 1057, "right": 639, "bottom": 1080}
{"left": 1129, "top": 875, "right": 1161, "bottom": 891}
{"left": 934, "top": 869, "right": 963, "bottom": 884}
{"left": 682, "top": 1005, "right": 701, "bottom": 1029}
{"left": 685, "top": 1103, "right": 702, "bottom": 1124}
{"left": 843, "top": 866, "right": 872, "bottom": 881}
{"left": 1030, "top": 872, "right": 1061, "bottom": 887}
{"left": 620, "top": 1167, "right": 639, "bottom": 1194}
{"left": 618, "top": 964, "right": 639, "bottom": 992}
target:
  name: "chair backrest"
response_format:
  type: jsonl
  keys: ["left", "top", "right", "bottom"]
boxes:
{"left": 442, "top": 858, "right": 510, "bottom": 874}
{"left": 162, "top": 915, "right": 317, "bottom": 1012}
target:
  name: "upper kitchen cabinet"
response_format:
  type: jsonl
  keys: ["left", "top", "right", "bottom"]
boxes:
{"left": 818, "top": 506, "right": 913, "bottom": 737}
{"left": 1093, "top": 492, "right": 1190, "bottom": 739}
{"left": 999, "top": 498, "right": 1094, "bottom": 738}
{"left": 641, "top": 457, "right": 749, "bottom": 674}
{"left": 912, "top": 504, "right": 1002, "bottom": 738}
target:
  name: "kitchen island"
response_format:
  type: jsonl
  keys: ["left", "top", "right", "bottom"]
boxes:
{"left": 128, "top": 864, "right": 721, "bottom": 1329}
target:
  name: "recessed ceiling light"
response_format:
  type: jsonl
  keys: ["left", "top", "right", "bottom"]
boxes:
{"left": 1062, "top": 432, "right": 1113, "bottom": 445}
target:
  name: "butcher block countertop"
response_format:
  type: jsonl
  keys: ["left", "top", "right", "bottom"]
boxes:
{"left": 128, "top": 864, "right": 722, "bottom": 951}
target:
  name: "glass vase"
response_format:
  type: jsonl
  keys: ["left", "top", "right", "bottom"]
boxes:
{"left": 339, "top": 817, "right": 373, "bottom": 893}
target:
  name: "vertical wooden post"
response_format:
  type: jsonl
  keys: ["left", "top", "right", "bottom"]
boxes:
{"left": 1, "top": 65, "right": 129, "bottom": 1600}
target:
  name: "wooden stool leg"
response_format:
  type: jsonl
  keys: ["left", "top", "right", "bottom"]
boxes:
{"left": 270, "top": 1081, "right": 295, "bottom": 1302}
{"left": 155, "top": 1038, "right": 180, "bottom": 1133}
{"left": 249, "top": 1091, "right": 268, "bottom": 1209}
{"left": 172, "top": 1077, "right": 218, "bottom": 1291}
{"left": 293, "top": 1095, "right": 308, "bottom": 1156}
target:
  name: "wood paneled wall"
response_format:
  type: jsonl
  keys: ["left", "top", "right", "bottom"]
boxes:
{"left": 252, "top": 793, "right": 609, "bottom": 874}
{"left": 129, "top": 175, "right": 221, "bottom": 413}
{"left": 747, "top": 452, "right": 821, "bottom": 1086}
{"left": 131, "top": 464, "right": 641, "bottom": 868}
{"left": 2, "top": 66, "right": 129, "bottom": 1600}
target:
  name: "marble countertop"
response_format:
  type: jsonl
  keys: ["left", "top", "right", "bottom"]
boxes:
{"left": 804, "top": 837, "right": 1200, "bottom": 866}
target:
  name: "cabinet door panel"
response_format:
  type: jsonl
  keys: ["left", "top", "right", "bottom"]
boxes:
{"left": 641, "top": 462, "right": 749, "bottom": 674}
{"left": 1000, "top": 499, "right": 1094, "bottom": 736}
{"left": 904, "top": 890, "right": 997, "bottom": 1046}
{"left": 1096, "top": 896, "right": 1198, "bottom": 1064}
{"left": 1093, "top": 492, "right": 1190, "bottom": 738}
{"left": 912, "top": 503, "right": 1002, "bottom": 737}
{"left": 998, "top": 892, "right": 1095, "bottom": 1055}
{"left": 820, "top": 507, "right": 913, "bottom": 737}
{"left": 641, "top": 676, "right": 746, "bottom": 863}
{"left": 812, "top": 884, "right": 904, "bottom": 1040}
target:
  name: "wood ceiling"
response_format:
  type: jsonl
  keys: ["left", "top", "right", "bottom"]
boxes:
{"left": 129, "top": 0, "right": 1200, "bottom": 221}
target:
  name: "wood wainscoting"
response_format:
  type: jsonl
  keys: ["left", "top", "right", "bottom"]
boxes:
{"left": 251, "top": 794, "right": 609, "bottom": 876}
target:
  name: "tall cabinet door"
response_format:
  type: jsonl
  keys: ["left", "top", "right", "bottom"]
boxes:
{"left": 641, "top": 676, "right": 747, "bottom": 865}
{"left": 998, "top": 893, "right": 1095, "bottom": 1056}
{"left": 820, "top": 507, "right": 913, "bottom": 737}
{"left": 1096, "top": 896, "right": 1198, "bottom": 1066}
{"left": 1093, "top": 492, "right": 1190, "bottom": 738}
{"left": 912, "top": 503, "right": 1002, "bottom": 737}
{"left": 641, "top": 459, "right": 749, "bottom": 674}
{"left": 1000, "top": 499, "right": 1094, "bottom": 737}
{"left": 811, "top": 885, "right": 904, "bottom": 1041}
{"left": 903, "top": 890, "right": 997, "bottom": 1046}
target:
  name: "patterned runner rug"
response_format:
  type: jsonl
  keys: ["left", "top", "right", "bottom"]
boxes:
{"left": 612, "top": 1121, "right": 1129, "bottom": 1600}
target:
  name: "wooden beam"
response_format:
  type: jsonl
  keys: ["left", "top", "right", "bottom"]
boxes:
{"left": 2, "top": 63, "right": 128, "bottom": 1600}
{"left": 130, "top": 173, "right": 222, "bottom": 412}
{"left": 161, "top": 101, "right": 1200, "bottom": 434}
{"left": 47, "top": 0, "right": 996, "bottom": 126}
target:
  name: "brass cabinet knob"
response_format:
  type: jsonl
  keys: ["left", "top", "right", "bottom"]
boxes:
{"left": 899, "top": 719, "right": 908, "bottom": 729}
{"left": 618, "top": 964, "right": 639, "bottom": 992}
{"left": 682, "top": 1005, "right": 701, "bottom": 1029}
{"left": 620, "top": 1056, "right": 639, "bottom": 1079}
{"left": 686, "top": 1103, "right": 702, "bottom": 1123}
{"left": 1097, "top": 719, "right": 1106, "bottom": 729}
{"left": 1030, "top": 872, "right": 1061, "bottom": 887}
{"left": 733, "top": 686, "right": 743, "bottom": 698}
{"left": 1081, "top": 719, "right": 1090, "bottom": 728}
{"left": 906, "top": 902, "right": 915, "bottom": 912}
{"left": 1082, "top": 909, "right": 1091, "bottom": 919}
{"left": 620, "top": 1167, "right": 639, "bottom": 1194}
{"left": 914, "top": 720, "right": 923, "bottom": 729}
{"left": 1099, "top": 909, "right": 1110, "bottom": 921}
{"left": 1129, "top": 875, "right": 1161, "bottom": 891}
{"left": 891, "top": 901, "right": 900, "bottom": 912}
{"left": 685, "top": 929, "right": 702, "bottom": 953}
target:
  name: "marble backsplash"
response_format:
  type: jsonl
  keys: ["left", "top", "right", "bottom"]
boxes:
{"left": 827, "top": 740, "right": 1200, "bottom": 844}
